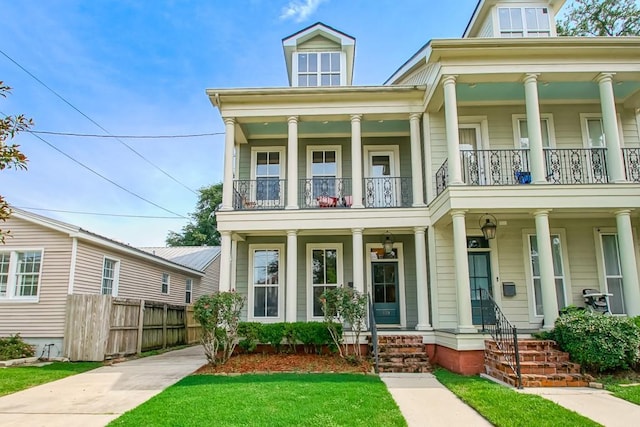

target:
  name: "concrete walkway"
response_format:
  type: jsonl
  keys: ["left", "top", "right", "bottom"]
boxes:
{"left": 0, "top": 345, "right": 206, "bottom": 427}
{"left": 381, "top": 373, "right": 492, "bottom": 426}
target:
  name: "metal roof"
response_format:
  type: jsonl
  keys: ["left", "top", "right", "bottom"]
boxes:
{"left": 139, "top": 246, "right": 221, "bottom": 271}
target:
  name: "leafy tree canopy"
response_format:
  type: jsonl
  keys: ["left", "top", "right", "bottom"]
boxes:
{"left": 1, "top": 82, "right": 32, "bottom": 243}
{"left": 557, "top": 0, "right": 640, "bottom": 36}
{"left": 166, "top": 182, "right": 222, "bottom": 246}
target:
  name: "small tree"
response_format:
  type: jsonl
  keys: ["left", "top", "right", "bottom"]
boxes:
{"left": 193, "top": 291, "right": 245, "bottom": 365}
{"left": 321, "top": 286, "right": 368, "bottom": 361}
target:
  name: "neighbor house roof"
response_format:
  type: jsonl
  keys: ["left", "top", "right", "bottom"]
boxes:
{"left": 139, "top": 246, "right": 221, "bottom": 271}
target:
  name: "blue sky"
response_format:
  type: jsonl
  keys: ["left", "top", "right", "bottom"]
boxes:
{"left": 1, "top": 0, "right": 482, "bottom": 246}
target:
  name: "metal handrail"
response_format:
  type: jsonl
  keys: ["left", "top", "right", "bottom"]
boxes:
{"left": 367, "top": 293, "right": 379, "bottom": 374}
{"left": 479, "top": 289, "right": 522, "bottom": 389}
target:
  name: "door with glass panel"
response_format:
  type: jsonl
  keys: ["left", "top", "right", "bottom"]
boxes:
{"left": 468, "top": 251, "right": 492, "bottom": 325}
{"left": 517, "top": 118, "right": 550, "bottom": 183}
{"left": 308, "top": 149, "right": 339, "bottom": 207}
{"left": 254, "top": 152, "right": 282, "bottom": 208}
{"left": 600, "top": 234, "right": 624, "bottom": 314}
{"left": 459, "top": 125, "right": 485, "bottom": 185}
{"left": 366, "top": 152, "right": 397, "bottom": 207}
{"left": 528, "top": 235, "right": 567, "bottom": 317}
{"left": 584, "top": 118, "right": 608, "bottom": 183}
{"left": 372, "top": 260, "right": 400, "bottom": 324}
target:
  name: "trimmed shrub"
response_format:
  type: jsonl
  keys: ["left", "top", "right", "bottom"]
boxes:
{"left": 237, "top": 322, "right": 262, "bottom": 353}
{"left": 0, "top": 334, "right": 35, "bottom": 361}
{"left": 553, "top": 310, "right": 640, "bottom": 372}
{"left": 259, "top": 322, "right": 287, "bottom": 352}
{"left": 288, "top": 321, "right": 338, "bottom": 354}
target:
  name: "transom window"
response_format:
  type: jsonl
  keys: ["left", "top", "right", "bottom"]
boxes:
{"left": 101, "top": 258, "right": 119, "bottom": 296}
{"left": 310, "top": 247, "right": 339, "bottom": 317}
{"left": 161, "top": 273, "right": 170, "bottom": 294}
{"left": 0, "top": 250, "right": 43, "bottom": 300}
{"left": 297, "top": 52, "right": 341, "bottom": 87}
{"left": 499, "top": 7, "right": 550, "bottom": 37}
{"left": 252, "top": 248, "right": 281, "bottom": 319}
{"left": 528, "top": 235, "right": 567, "bottom": 316}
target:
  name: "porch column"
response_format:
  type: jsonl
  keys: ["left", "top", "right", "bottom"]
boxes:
{"left": 218, "top": 231, "right": 232, "bottom": 291}
{"left": 351, "top": 114, "right": 364, "bottom": 208}
{"left": 230, "top": 238, "right": 238, "bottom": 292}
{"left": 352, "top": 228, "right": 364, "bottom": 293}
{"left": 221, "top": 117, "right": 235, "bottom": 210}
{"left": 414, "top": 227, "right": 432, "bottom": 330}
{"left": 409, "top": 113, "right": 425, "bottom": 206}
{"left": 286, "top": 230, "right": 298, "bottom": 321}
{"left": 443, "top": 76, "right": 463, "bottom": 185}
{"left": 533, "top": 210, "right": 559, "bottom": 328}
{"left": 286, "top": 116, "right": 299, "bottom": 209}
{"left": 596, "top": 73, "right": 626, "bottom": 183}
{"left": 451, "top": 210, "right": 474, "bottom": 332}
{"left": 523, "top": 74, "right": 547, "bottom": 184}
{"left": 615, "top": 210, "right": 640, "bottom": 316}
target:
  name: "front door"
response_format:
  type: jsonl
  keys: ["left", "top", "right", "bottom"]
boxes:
{"left": 372, "top": 261, "right": 400, "bottom": 324}
{"left": 468, "top": 252, "right": 492, "bottom": 325}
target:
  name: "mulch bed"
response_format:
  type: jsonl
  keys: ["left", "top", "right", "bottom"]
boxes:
{"left": 194, "top": 353, "right": 372, "bottom": 374}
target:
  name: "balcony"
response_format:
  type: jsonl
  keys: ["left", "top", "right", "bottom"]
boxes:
{"left": 364, "top": 177, "right": 412, "bottom": 208}
{"left": 623, "top": 148, "right": 640, "bottom": 183}
{"left": 299, "top": 178, "right": 353, "bottom": 209}
{"left": 233, "top": 179, "right": 286, "bottom": 210}
{"left": 544, "top": 148, "right": 608, "bottom": 184}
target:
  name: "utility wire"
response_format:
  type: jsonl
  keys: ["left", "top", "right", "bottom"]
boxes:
{"left": 2, "top": 112, "right": 187, "bottom": 218}
{"left": 30, "top": 130, "right": 224, "bottom": 139}
{"left": 0, "top": 49, "right": 198, "bottom": 195}
{"left": 13, "top": 206, "right": 185, "bottom": 219}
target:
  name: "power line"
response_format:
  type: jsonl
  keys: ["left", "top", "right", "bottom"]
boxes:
{"left": 0, "top": 48, "right": 198, "bottom": 195}
{"left": 13, "top": 206, "right": 186, "bottom": 219}
{"left": 30, "top": 130, "right": 224, "bottom": 139}
{"left": 2, "top": 112, "right": 188, "bottom": 218}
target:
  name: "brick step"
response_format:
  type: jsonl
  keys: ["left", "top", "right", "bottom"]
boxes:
{"left": 485, "top": 339, "right": 558, "bottom": 353}
{"left": 378, "top": 361, "right": 432, "bottom": 373}
{"left": 486, "top": 350, "right": 570, "bottom": 364}
{"left": 377, "top": 345, "right": 426, "bottom": 354}
{"left": 376, "top": 336, "right": 424, "bottom": 345}
{"left": 379, "top": 356, "right": 430, "bottom": 364}
{"left": 379, "top": 351, "right": 428, "bottom": 358}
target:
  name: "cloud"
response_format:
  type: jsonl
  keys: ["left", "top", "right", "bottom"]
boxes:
{"left": 280, "top": 0, "right": 326, "bottom": 22}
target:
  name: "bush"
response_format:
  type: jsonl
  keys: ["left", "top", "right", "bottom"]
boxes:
{"left": 259, "top": 323, "right": 287, "bottom": 352}
{"left": 288, "top": 321, "right": 338, "bottom": 354}
{"left": 237, "top": 322, "right": 262, "bottom": 353}
{"left": 235, "top": 321, "right": 342, "bottom": 354}
{"left": 0, "top": 334, "right": 34, "bottom": 361}
{"left": 321, "top": 287, "right": 367, "bottom": 360}
{"left": 553, "top": 310, "right": 640, "bottom": 372}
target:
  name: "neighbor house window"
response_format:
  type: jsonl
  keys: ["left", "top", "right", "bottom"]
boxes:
{"left": 499, "top": 7, "right": 550, "bottom": 37}
{"left": 250, "top": 246, "right": 283, "bottom": 320}
{"left": 101, "top": 258, "right": 119, "bottom": 296}
{"left": 0, "top": 250, "right": 43, "bottom": 301}
{"left": 600, "top": 233, "right": 624, "bottom": 314}
{"left": 308, "top": 245, "right": 342, "bottom": 318}
{"left": 528, "top": 235, "right": 567, "bottom": 316}
{"left": 185, "top": 278, "right": 193, "bottom": 304}
{"left": 297, "top": 52, "right": 342, "bottom": 87}
{"left": 161, "top": 273, "right": 170, "bottom": 294}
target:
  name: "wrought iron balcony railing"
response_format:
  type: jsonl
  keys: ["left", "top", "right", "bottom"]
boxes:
{"left": 544, "top": 148, "right": 608, "bottom": 184}
{"left": 364, "top": 177, "right": 412, "bottom": 208}
{"left": 623, "top": 148, "right": 640, "bottom": 183}
{"left": 461, "top": 149, "right": 531, "bottom": 186}
{"left": 233, "top": 179, "right": 286, "bottom": 210}
{"left": 436, "top": 159, "right": 448, "bottom": 196}
{"left": 299, "top": 177, "right": 353, "bottom": 209}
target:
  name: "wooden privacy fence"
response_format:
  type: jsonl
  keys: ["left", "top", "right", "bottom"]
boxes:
{"left": 63, "top": 294, "right": 202, "bottom": 361}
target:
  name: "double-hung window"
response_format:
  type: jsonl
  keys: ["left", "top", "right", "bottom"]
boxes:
{"left": 101, "top": 258, "right": 120, "bottom": 296}
{"left": 185, "top": 278, "right": 193, "bottom": 304}
{"left": 0, "top": 250, "right": 43, "bottom": 301}
{"left": 308, "top": 245, "right": 342, "bottom": 318}
{"left": 307, "top": 146, "right": 341, "bottom": 203}
{"left": 250, "top": 246, "right": 283, "bottom": 320}
{"left": 252, "top": 148, "right": 285, "bottom": 207}
{"left": 498, "top": 7, "right": 551, "bottom": 37}
{"left": 528, "top": 235, "right": 567, "bottom": 316}
{"left": 513, "top": 116, "right": 554, "bottom": 149}
{"left": 599, "top": 233, "right": 624, "bottom": 314}
{"left": 297, "top": 52, "right": 342, "bottom": 87}
{"left": 161, "top": 273, "right": 170, "bottom": 294}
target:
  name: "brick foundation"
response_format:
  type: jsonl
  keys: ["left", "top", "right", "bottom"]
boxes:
{"left": 426, "top": 344, "right": 485, "bottom": 375}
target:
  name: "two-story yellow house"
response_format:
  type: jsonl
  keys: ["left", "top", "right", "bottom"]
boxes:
{"left": 207, "top": 0, "right": 640, "bottom": 375}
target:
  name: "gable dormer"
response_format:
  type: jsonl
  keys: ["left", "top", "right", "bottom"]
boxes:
{"left": 282, "top": 22, "right": 355, "bottom": 87}
{"left": 463, "top": 0, "right": 566, "bottom": 38}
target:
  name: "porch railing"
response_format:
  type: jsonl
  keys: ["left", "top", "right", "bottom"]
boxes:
{"left": 367, "top": 293, "right": 379, "bottom": 374}
{"left": 436, "top": 159, "right": 448, "bottom": 196}
{"left": 364, "top": 177, "right": 412, "bottom": 208}
{"left": 299, "top": 177, "right": 353, "bottom": 209}
{"left": 461, "top": 149, "right": 531, "bottom": 186}
{"left": 479, "top": 289, "right": 522, "bottom": 389}
{"left": 623, "top": 148, "right": 640, "bottom": 183}
{"left": 233, "top": 179, "right": 286, "bottom": 210}
{"left": 544, "top": 148, "right": 608, "bottom": 184}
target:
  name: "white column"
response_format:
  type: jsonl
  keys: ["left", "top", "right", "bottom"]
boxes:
{"left": 221, "top": 118, "right": 235, "bottom": 210}
{"left": 230, "top": 238, "right": 238, "bottom": 292}
{"left": 286, "top": 230, "right": 298, "bottom": 321}
{"left": 352, "top": 228, "right": 364, "bottom": 293}
{"left": 286, "top": 116, "right": 299, "bottom": 209}
{"left": 615, "top": 210, "right": 640, "bottom": 316}
{"left": 414, "top": 227, "right": 432, "bottom": 330}
{"left": 451, "top": 210, "right": 474, "bottom": 332}
{"left": 443, "top": 76, "right": 463, "bottom": 185}
{"left": 351, "top": 114, "right": 364, "bottom": 208}
{"left": 523, "top": 74, "right": 547, "bottom": 184}
{"left": 596, "top": 73, "right": 626, "bottom": 183}
{"left": 409, "top": 113, "right": 426, "bottom": 206}
{"left": 533, "top": 210, "right": 559, "bottom": 328}
{"left": 218, "top": 231, "right": 232, "bottom": 292}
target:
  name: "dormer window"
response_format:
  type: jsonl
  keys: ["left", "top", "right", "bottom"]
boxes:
{"left": 498, "top": 7, "right": 550, "bottom": 37}
{"left": 297, "top": 52, "right": 342, "bottom": 87}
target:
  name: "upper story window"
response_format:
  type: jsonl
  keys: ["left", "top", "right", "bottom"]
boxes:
{"left": 297, "top": 52, "right": 342, "bottom": 87}
{"left": 498, "top": 7, "right": 550, "bottom": 37}
{"left": 0, "top": 250, "right": 43, "bottom": 301}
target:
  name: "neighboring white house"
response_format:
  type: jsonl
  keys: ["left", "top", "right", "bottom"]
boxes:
{"left": 207, "top": 0, "right": 640, "bottom": 373}
{"left": 0, "top": 208, "right": 220, "bottom": 357}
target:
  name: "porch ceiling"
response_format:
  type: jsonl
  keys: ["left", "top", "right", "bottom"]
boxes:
{"left": 241, "top": 118, "right": 410, "bottom": 139}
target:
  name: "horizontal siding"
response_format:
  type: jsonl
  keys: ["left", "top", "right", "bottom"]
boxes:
{"left": 194, "top": 257, "right": 220, "bottom": 300}
{"left": 0, "top": 216, "right": 72, "bottom": 338}
{"left": 298, "top": 35, "right": 340, "bottom": 51}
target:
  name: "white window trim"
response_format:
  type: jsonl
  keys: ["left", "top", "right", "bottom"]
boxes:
{"left": 306, "top": 243, "right": 343, "bottom": 321}
{"left": 0, "top": 248, "right": 45, "bottom": 303}
{"left": 365, "top": 242, "right": 407, "bottom": 328}
{"left": 248, "top": 244, "right": 285, "bottom": 322}
{"left": 306, "top": 145, "right": 342, "bottom": 179}
{"left": 292, "top": 51, "right": 346, "bottom": 87}
{"left": 458, "top": 116, "right": 490, "bottom": 149}
{"left": 101, "top": 256, "right": 120, "bottom": 296}
{"left": 161, "top": 272, "right": 170, "bottom": 295}
{"left": 495, "top": 6, "right": 553, "bottom": 38}
{"left": 511, "top": 114, "right": 556, "bottom": 149}
{"left": 363, "top": 145, "right": 401, "bottom": 178}
{"left": 579, "top": 113, "right": 625, "bottom": 148}
{"left": 185, "top": 278, "right": 193, "bottom": 304}
{"left": 522, "top": 229, "right": 571, "bottom": 323}
{"left": 250, "top": 146, "right": 286, "bottom": 206}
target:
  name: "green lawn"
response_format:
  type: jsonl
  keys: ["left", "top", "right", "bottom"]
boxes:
{"left": 0, "top": 362, "right": 103, "bottom": 397}
{"left": 109, "top": 373, "right": 407, "bottom": 427}
{"left": 434, "top": 369, "right": 601, "bottom": 427}
{"left": 605, "top": 384, "right": 640, "bottom": 405}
